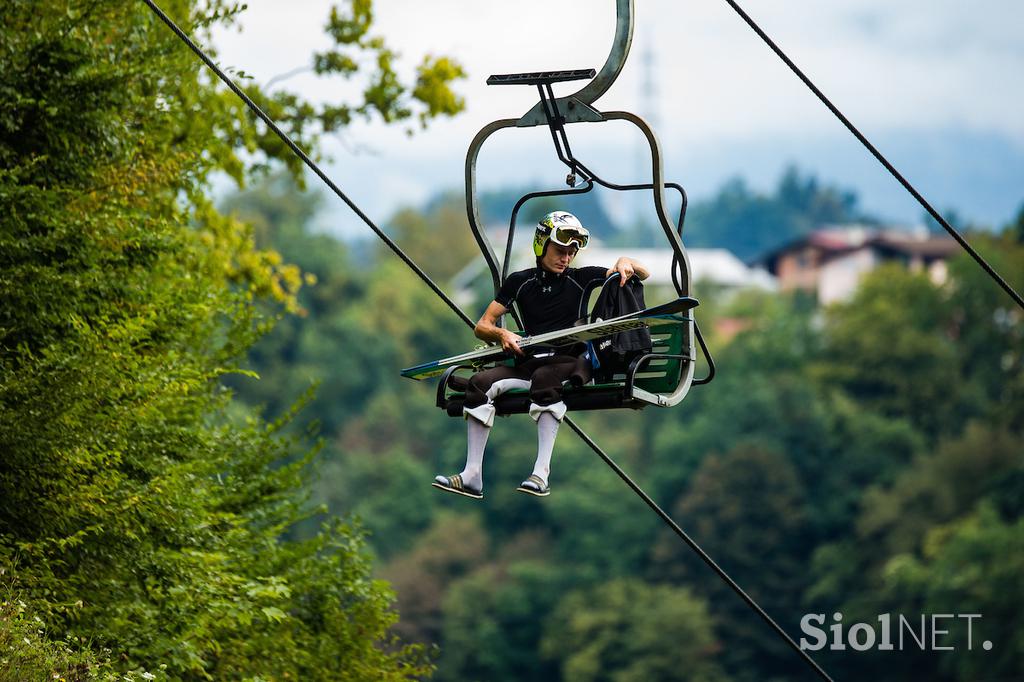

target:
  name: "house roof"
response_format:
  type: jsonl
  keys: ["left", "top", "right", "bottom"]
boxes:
{"left": 755, "top": 226, "right": 873, "bottom": 267}
{"left": 756, "top": 226, "right": 958, "bottom": 269}
{"left": 870, "top": 234, "right": 960, "bottom": 259}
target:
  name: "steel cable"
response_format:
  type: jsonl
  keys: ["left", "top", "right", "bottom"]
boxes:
{"left": 719, "top": 0, "right": 1023, "bottom": 311}
{"left": 141, "top": 0, "right": 474, "bottom": 328}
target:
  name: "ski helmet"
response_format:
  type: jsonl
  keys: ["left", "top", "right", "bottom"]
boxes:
{"left": 533, "top": 211, "right": 591, "bottom": 258}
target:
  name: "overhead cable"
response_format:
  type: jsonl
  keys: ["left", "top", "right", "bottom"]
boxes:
{"left": 141, "top": 0, "right": 474, "bottom": 329}
{"left": 720, "top": 0, "right": 1024, "bottom": 311}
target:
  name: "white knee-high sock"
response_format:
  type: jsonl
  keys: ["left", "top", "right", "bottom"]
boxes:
{"left": 532, "top": 411, "right": 560, "bottom": 485}
{"left": 459, "top": 417, "right": 491, "bottom": 490}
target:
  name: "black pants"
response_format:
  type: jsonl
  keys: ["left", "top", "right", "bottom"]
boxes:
{"left": 465, "top": 355, "right": 590, "bottom": 408}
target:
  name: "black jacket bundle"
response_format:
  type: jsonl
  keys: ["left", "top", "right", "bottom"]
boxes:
{"left": 587, "top": 276, "right": 652, "bottom": 382}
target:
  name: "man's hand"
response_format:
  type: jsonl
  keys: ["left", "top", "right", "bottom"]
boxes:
{"left": 613, "top": 257, "right": 636, "bottom": 286}
{"left": 607, "top": 257, "right": 650, "bottom": 286}
{"left": 499, "top": 329, "right": 525, "bottom": 356}
{"left": 475, "top": 301, "right": 522, "bottom": 354}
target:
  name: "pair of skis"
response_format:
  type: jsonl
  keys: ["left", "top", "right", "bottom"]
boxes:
{"left": 400, "top": 296, "right": 697, "bottom": 380}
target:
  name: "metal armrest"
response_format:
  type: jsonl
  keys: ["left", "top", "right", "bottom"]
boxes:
{"left": 436, "top": 365, "right": 477, "bottom": 408}
{"left": 624, "top": 347, "right": 695, "bottom": 408}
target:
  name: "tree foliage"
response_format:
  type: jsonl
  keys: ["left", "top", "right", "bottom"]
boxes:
{"left": 0, "top": 0, "right": 464, "bottom": 677}
{"left": 817, "top": 265, "right": 961, "bottom": 438}
{"left": 314, "top": 0, "right": 465, "bottom": 131}
{"left": 684, "top": 166, "right": 864, "bottom": 260}
{"left": 542, "top": 579, "right": 727, "bottom": 682}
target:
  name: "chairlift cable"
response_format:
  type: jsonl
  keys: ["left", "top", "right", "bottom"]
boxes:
{"left": 564, "top": 418, "right": 833, "bottom": 682}
{"left": 144, "top": 3, "right": 829, "bottom": 679}
{"left": 141, "top": 0, "right": 475, "bottom": 329}
{"left": 719, "top": 0, "right": 1024, "bottom": 311}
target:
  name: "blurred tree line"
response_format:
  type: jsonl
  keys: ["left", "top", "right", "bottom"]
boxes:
{"left": 223, "top": 165, "right": 1023, "bottom": 681}
{"left": 607, "top": 167, "right": 867, "bottom": 260}
{"left": 1, "top": 0, "right": 462, "bottom": 679}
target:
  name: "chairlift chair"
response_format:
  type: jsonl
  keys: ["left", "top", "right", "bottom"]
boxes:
{"left": 434, "top": 0, "right": 715, "bottom": 416}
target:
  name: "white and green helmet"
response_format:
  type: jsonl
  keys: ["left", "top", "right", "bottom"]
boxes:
{"left": 533, "top": 210, "right": 591, "bottom": 258}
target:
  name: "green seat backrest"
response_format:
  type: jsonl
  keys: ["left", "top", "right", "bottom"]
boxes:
{"left": 630, "top": 323, "right": 684, "bottom": 394}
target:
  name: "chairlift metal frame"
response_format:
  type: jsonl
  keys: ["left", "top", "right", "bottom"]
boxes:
{"left": 444, "top": 0, "right": 715, "bottom": 414}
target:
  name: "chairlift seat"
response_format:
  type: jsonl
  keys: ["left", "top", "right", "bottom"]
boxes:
{"left": 436, "top": 314, "right": 691, "bottom": 416}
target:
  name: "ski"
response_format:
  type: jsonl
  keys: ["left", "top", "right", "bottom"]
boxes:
{"left": 400, "top": 296, "right": 697, "bottom": 380}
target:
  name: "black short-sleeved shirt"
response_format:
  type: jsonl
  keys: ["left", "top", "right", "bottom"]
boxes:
{"left": 495, "top": 265, "right": 609, "bottom": 336}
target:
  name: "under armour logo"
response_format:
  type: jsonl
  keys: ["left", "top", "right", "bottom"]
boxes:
{"left": 542, "top": 286, "right": 552, "bottom": 293}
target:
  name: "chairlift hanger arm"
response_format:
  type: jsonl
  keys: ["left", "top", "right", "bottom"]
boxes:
{"left": 516, "top": 0, "right": 635, "bottom": 127}
{"left": 464, "top": 118, "right": 520, "bottom": 297}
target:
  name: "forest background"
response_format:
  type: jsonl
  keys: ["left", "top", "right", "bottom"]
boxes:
{"left": 2, "top": 1, "right": 1022, "bottom": 682}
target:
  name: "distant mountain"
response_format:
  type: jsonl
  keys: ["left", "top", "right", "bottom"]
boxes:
{"left": 662, "top": 128, "right": 1024, "bottom": 231}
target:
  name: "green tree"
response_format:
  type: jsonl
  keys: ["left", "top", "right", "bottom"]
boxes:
{"left": 650, "top": 445, "right": 810, "bottom": 682}
{"left": 1, "top": 0, "right": 462, "bottom": 676}
{"left": 817, "top": 264, "right": 961, "bottom": 438}
{"left": 546, "top": 463, "right": 661, "bottom": 579}
{"left": 647, "top": 291, "right": 828, "bottom": 503}
{"left": 882, "top": 504, "right": 1024, "bottom": 681}
{"left": 1009, "top": 202, "right": 1024, "bottom": 244}
{"left": 218, "top": 173, "right": 409, "bottom": 437}
{"left": 944, "top": 233, "right": 1024, "bottom": 430}
{"left": 314, "top": 447, "right": 439, "bottom": 560}
{"left": 685, "top": 167, "right": 864, "bottom": 261}
{"left": 806, "top": 424, "right": 1022, "bottom": 681}
{"left": 381, "top": 513, "right": 489, "bottom": 648}
{"left": 856, "top": 424, "right": 1020, "bottom": 562}
{"left": 314, "top": 1, "right": 465, "bottom": 133}
{"left": 436, "top": 559, "right": 567, "bottom": 682}
{"left": 385, "top": 192, "right": 484, "bottom": 282}
{"left": 541, "top": 579, "right": 728, "bottom": 682}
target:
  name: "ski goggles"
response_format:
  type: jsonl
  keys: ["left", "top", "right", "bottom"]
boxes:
{"left": 549, "top": 226, "right": 590, "bottom": 250}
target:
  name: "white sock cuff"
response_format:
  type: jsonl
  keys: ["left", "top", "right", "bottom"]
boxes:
{"left": 529, "top": 401, "right": 567, "bottom": 423}
{"left": 485, "top": 378, "right": 531, "bottom": 401}
{"left": 464, "top": 402, "right": 496, "bottom": 427}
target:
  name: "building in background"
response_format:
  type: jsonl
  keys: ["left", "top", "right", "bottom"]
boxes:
{"left": 756, "top": 226, "right": 958, "bottom": 304}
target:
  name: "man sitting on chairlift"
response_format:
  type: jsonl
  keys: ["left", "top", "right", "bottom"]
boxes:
{"left": 432, "top": 210, "right": 649, "bottom": 498}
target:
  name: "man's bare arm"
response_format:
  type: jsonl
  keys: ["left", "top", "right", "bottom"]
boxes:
{"left": 475, "top": 300, "right": 524, "bottom": 356}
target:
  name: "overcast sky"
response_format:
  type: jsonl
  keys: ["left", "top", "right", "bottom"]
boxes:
{"left": 211, "top": 0, "right": 1024, "bottom": 235}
